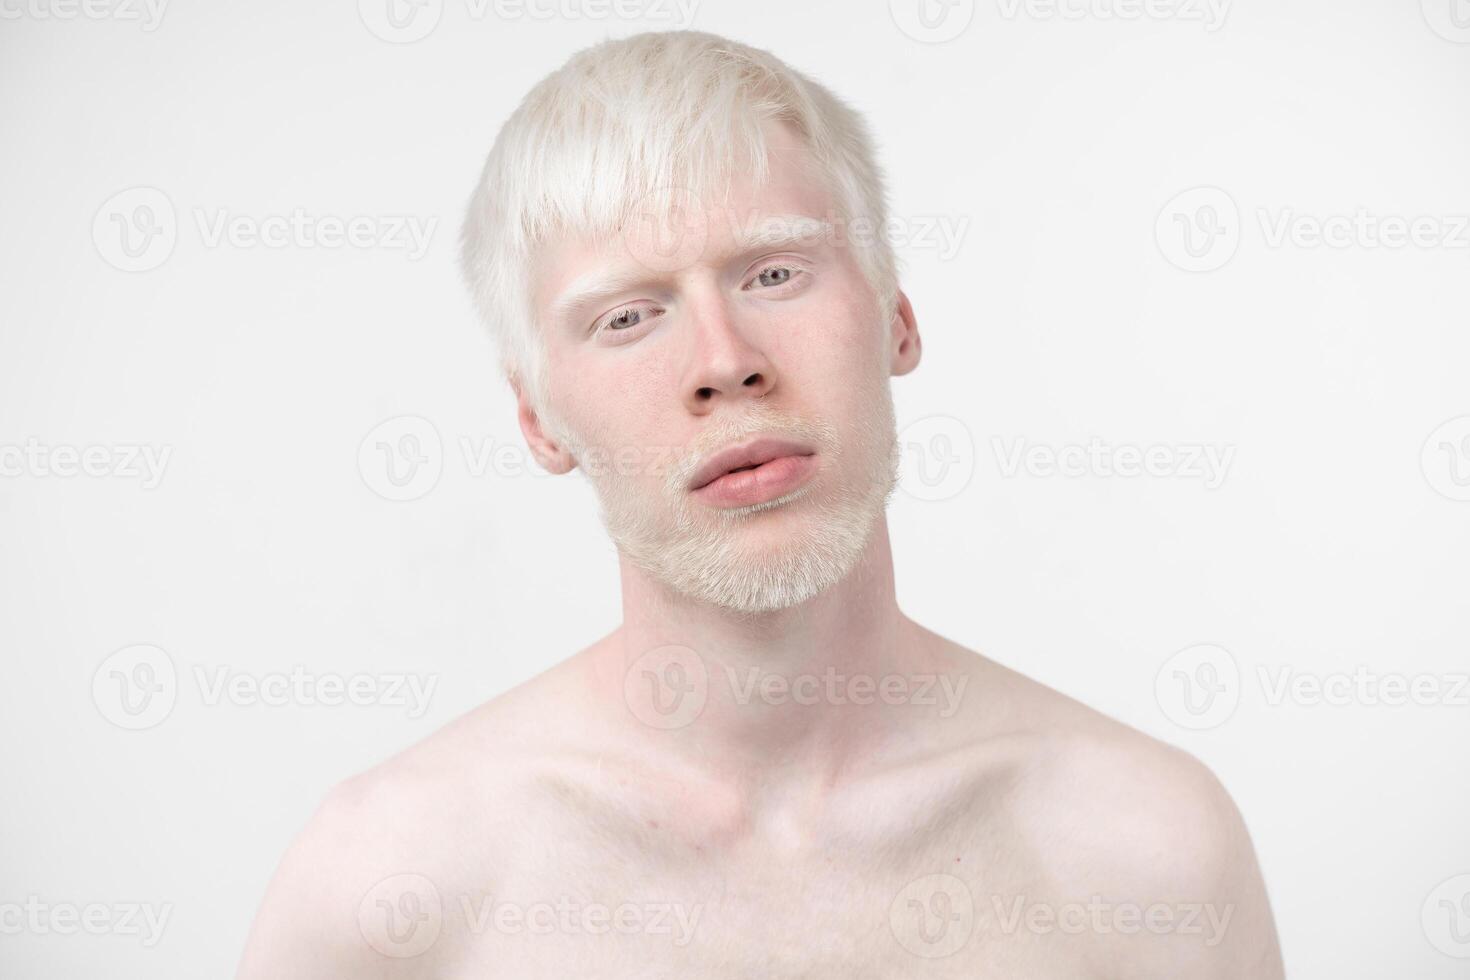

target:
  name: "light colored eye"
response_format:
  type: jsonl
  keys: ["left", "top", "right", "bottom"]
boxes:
{"left": 594, "top": 303, "right": 660, "bottom": 337}
{"left": 605, "top": 307, "right": 644, "bottom": 330}
{"left": 753, "top": 266, "right": 795, "bottom": 288}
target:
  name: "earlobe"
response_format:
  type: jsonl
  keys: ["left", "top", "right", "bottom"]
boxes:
{"left": 889, "top": 289, "right": 921, "bottom": 377}
{"left": 512, "top": 379, "right": 577, "bottom": 476}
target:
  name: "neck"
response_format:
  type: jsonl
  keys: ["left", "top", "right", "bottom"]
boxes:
{"left": 592, "top": 517, "right": 932, "bottom": 791}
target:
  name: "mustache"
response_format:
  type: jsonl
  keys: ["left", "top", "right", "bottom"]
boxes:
{"left": 557, "top": 402, "right": 839, "bottom": 493}
{"left": 666, "top": 405, "right": 837, "bottom": 494}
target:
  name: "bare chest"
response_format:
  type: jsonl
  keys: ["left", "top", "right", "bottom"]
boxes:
{"left": 418, "top": 829, "right": 1093, "bottom": 979}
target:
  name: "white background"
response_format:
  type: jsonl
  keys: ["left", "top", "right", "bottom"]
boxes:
{"left": 1, "top": 1, "right": 1468, "bottom": 977}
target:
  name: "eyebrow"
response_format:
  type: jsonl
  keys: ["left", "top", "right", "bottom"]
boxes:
{"left": 547, "top": 214, "right": 836, "bottom": 326}
{"left": 733, "top": 214, "right": 835, "bottom": 252}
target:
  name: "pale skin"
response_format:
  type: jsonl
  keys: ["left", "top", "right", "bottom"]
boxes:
{"left": 236, "top": 123, "right": 1285, "bottom": 978}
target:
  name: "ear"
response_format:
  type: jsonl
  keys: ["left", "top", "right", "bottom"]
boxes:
{"left": 888, "top": 289, "right": 921, "bottom": 377}
{"left": 511, "top": 378, "right": 577, "bottom": 475}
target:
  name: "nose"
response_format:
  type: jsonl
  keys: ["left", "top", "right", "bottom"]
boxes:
{"left": 680, "top": 294, "right": 776, "bottom": 414}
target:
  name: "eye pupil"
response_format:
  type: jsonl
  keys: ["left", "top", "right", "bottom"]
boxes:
{"left": 759, "top": 267, "right": 792, "bottom": 287}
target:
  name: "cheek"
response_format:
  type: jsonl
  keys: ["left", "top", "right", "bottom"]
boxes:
{"left": 786, "top": 288, "right": 886, "bottom": 391}
{"left": 552, "top": 356, "right": 672, "bottom": 465}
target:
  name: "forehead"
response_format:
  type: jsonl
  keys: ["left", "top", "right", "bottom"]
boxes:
{"left": 531, "top": 122, "right": 838, "bottom": 309}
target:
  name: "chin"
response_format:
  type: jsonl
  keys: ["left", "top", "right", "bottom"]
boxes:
{"left": 626, "top": 493, "right": 885, "bottom": 614}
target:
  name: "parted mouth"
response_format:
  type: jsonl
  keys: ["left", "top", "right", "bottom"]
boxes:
{"left": 688, "top": 436, "right": 818, "bottom": 491}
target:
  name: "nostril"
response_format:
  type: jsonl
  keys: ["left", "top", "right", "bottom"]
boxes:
{"left": 743, "top": 373, "right": 763, "bottom": 387}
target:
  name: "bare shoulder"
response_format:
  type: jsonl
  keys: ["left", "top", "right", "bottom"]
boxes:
{"left": 926, "top": 629, "right": 1285, "bottom": 978}
{"left": 234, "top": 652, "right": 594, "bottom": 979}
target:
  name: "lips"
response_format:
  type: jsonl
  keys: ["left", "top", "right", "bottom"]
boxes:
{"left": 688, "top": 436, "right": 817, "bottom": 491}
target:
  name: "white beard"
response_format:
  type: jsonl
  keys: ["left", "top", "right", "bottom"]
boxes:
{"left": 555, "top": 387, "right": 901, "bottom": 615}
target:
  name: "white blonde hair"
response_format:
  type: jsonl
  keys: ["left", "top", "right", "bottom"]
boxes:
{"left": 458, "top": 30, "right": 899, "bottom": 417}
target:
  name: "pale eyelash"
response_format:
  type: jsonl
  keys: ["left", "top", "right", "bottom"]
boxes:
{"left": 591, "top": 266, "right": 808, "bottom": 337}
{"left": 745, "top": 264, "right": 807, "bottom": 290}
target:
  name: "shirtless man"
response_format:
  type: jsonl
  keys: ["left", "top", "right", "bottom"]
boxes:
{"left": 236, "top": 30, "right": 1283, "bottom": 978}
